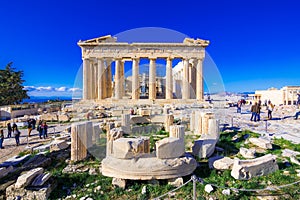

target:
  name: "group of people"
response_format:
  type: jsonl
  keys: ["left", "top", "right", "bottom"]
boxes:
{"left": 1, "top": 122, "right": 21, "bottom": 148}
{"left": 0, "top": 119, "right": 49, "bottom": 149}
{"left": 250, "top": 100, "right": 274, "bottom": 122}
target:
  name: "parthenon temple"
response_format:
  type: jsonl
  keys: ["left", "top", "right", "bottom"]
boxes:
{"left": 78, "top": 35, "right": 209, "bottom": 103}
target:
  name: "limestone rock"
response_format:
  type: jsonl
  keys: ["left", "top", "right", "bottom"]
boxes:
{"left": 50, "top": 140, "right": 69, "bottom": 152}
{"left": 231, "top": 154, "right": 278, "bottom": 180}
{"left": 15, "top": 167, "right": 44, "bottom": 188}
{"left": 290, "top": 156, "right": 300, "bottom": 165}
{"left": 0, "top": 166, "right": 14, "bottom": 179}
{"left": 112, "top": 178, "right": 126, "bottom": 189}
{"left": 282, "top": 149, "right": 300, "bottom": 157}
{"left": 168, "top": 177, "right": 183, "bottom": 187}
{"left": 222, "top": 189, "right": 230, "bottom": 195}
{"left": 31, "top": 172, "right": 51, "bottom": 186}
{"left": 40, "top": 113, "right": 58, "bottom": 122}
{"left": 239, "top": 147, "right": 256, "bottom": 159}
{"left": 6, "top": 183, "right": 53, "bottom": 200}
{"left": 213, "top": 157, "right": 234, "bottom": 170}
{"left": 249, "top": 137, "right": 272, "bottom": 149}
{"left": 58, "top": 114, "right": 70, "bottom": 122}
{"left": 156, "top": 137, "right": 185, "bottom": 159}
{"left": 192, "top": 138, "right": 217, "bottom": 159}
{"left": 204, "top": 184, "right": 214, "bottom": 193}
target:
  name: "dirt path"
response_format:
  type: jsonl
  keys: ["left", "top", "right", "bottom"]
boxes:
{"left": 0, "top": 124, "right": 70, "bottom": 163}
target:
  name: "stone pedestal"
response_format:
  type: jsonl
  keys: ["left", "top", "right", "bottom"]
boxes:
{"left": 164, "top": 114, "right": 174, "bottom": 132}
{"left": 71, "top": 121, "right": 93, "bottom": 162}
{"left": 169, "top": 125, "right": 185, "bottom": 140}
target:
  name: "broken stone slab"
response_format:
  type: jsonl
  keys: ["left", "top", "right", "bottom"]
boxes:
{"left": 15, "top": 167, "right": 44, "bottom": 188}
{"left": 50, "top": 140, "right": 69, "bottom": 152}
{"left": 156, "top": 137, "right": 185, "bottom": 159}
{"left": 213, "top": 157, "right": 234, "bottom": 170}
{"left": 208, "top": 155, "right": 224, "bottom": 169}
{"left": 6, "top": 182, "right": 53, "bottom": 200}
{"left": 22, "top": 154, "right": 51, "bottom": 168}
{"left": 0, "top": 166, "right": 14, "bottom": 179}
{"left": 249, "top": 137, "right": 272, "bottom": 149}
{"left": 290, "top": 156, "right": 300, "bottom": 165}
{"left": 192, "top": 138, "right": 217, "bottom": 159}
{"left": 112, "top": 178, "right": 126, "bottom": 189}
{"left": 282, "top": 149, "right": 300, "bottom": 157}
{"left": 239, "top": 147, "right": 256, "bottom": 159}
{"left": 0, "top": 154, "right": 31, "bottom": 167}
{"left": 112, "top": 137, "right": 150, "bottom": 159}
{"left": 231, "top": 154, "right": 278, "bottom": 180}
{"left": 31, "top": 172, "right": 52, "bottom": 186}
{"left": 168, "top": 177, "right": 183, "bottom": 187}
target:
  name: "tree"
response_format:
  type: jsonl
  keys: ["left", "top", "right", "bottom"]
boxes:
{"left": 0, "top": 62, "right": 29, "bottom": 105}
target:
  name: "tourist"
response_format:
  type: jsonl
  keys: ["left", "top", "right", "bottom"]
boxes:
{"left": 37, "top": 120, "right": 43, "bottom": 139}
{"left": 41, "top": 121, "right": 48, "bottom": 139}
{"left": 27, "top": 118, "right": 33, "bottom": 137}
{"left": 250, "top": 102, "right": 258, "bottom": 122}
{"left": 7, "top": 122, "right": 12, "bottom": 138}
{"left": 12, "top": 123, "right": 20, "bottom": 146}
{"left": 256, "top": 100, "right": 262, "bottom": 121}
{"left": 237, "top": 100, "right": 242, "bottom": 113}
{"left": 267, "top": 100, "right": 275, "bottom": 120}
{"left": 297, "top": 93, "right": 300, "bottom": 107}
{"left": 0, "top": 129, "right": 4, "bottom": 149}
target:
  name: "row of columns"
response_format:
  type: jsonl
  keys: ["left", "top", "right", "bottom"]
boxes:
{"left": 83, "top": 57, "right": 204, "bottom": 101}
{"left": 283, "top": 88, "right": 300, "bottom": 105}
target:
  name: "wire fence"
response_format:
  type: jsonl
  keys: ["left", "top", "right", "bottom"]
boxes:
{"left": 152, "top": 175, "right": 300, "bottom": 200}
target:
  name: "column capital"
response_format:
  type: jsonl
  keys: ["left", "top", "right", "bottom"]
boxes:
{"left": 149, "top": 57, "right": 157, "bottom": 60}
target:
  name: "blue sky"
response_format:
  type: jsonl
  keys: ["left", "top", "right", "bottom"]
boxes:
{"left": 0, "top": 0, "right": 299, "bottom": 97}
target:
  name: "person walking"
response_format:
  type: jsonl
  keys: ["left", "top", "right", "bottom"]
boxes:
{"left": 27, "top": 119, "right": 33, "bottom": 137}
{"left": 0, "top": 129, "right": 5, "bottom": 149}
{"left": 37, "top": 120, "right": 43, "bottom": 139}
{"left": 256, "top": 100, "right": 262, "bottom": 121}
{"left": 250, "top": 102, "right": 258, "bottom": 122}
{"left": 267, "top": 100, "right": 275, "bottom": 120}
{"left": 12, "top": 123, "right": 20, "bottom": 146}
{"left": 7, "top": 122, "right": 12, "bottom": 138}
{"left": 41, "top": 121, "right": 48, "bottom": 139}
{"left": 237, "top": 100, "right": 242, "bottom": 113}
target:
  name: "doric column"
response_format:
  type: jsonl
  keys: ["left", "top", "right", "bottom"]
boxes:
{"left": 89, "top": 60, "right": 95, "bottom": 99}
{"left": 291, "top": 90, "right": 294, "bottom": 105}
{"left": 102, "top": 64, "right": 107, "bottom": 98}
{"left": 285, "top": 89, "right": 289, "bottom": 105}
{"left": 196, "top": 58, "right": 204, "bottom": 101}
{"left": 120, "top": 61, "right": 125, "bottom": 97}
{"left": 106, "top": 60, "right": 112, "bottom": 98}
{"left": 94, "top": 62, "right": 98, "bottom": 99}
{"left": 97, "top": 58, "right": 104, "bottom": 100}
{"left": 115, "top": 59, "right": 122, "bottom": 99}
{"left": 132, "top": 58, "right": 140, "bottom": 99}
{"left": 149, "top": 58, "right": 156, "bottom": 100}
{"left": 166, "top": 58, "right": 173, "bottom": 99}
{"left": 182, "top": 58, "right": 190, "bottom": 99}
{"left": 83, "top": 58, "right": 90, "bottom": 100}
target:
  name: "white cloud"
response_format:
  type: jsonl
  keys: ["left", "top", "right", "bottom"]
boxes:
{"left": 24, "top": 85, "right": 82, "bottom": 97}
{"left": 55, "top": 87, "right": 67, "bottom": 92}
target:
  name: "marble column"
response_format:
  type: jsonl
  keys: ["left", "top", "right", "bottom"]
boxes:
{"left": 291, "top": 90, "right": 294, "bottom": 105}
{"left": 106, "top": 60, "right": 112, "bottom": 98}
{"left": 83, "top": 58, "right": 90, "bottom": 100}
{"left": 89, "top": 60, "right": 95, "bottom": 99}
{"left": 285, "top": 89, "right": 289, "bottom": 105}
{"left": 120, "top": 61, "right": 125, "bottom": 97}
{"left": 132, "top": 58, "right": 140, "bottom": 99}
{"left": 149, "top": 58, "right": 156, "bottom": 100}
{"left": 97, "top": 58, "right": 104, "bottom": 100}
{"left": 166, "top": 58, "right": 173, "bottom": 99}
{"left": 94, "top": 62, "right": 98, "bottom": 99}
{"left": 102, "top": 64, "right": 107, "bottom": 98}
{"left": 182, "top": 58, "right": 190, "bottom": 99}
{"left": 115, "top": 59, "right": 121, "bottom": 99}
{"left": 196, "top": 59, "right": 203, "bottom": 101}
